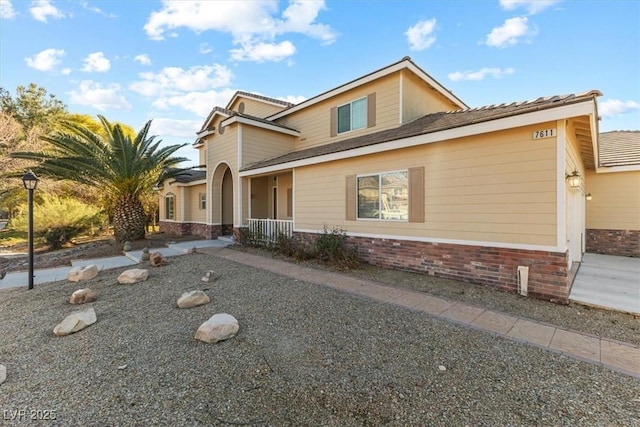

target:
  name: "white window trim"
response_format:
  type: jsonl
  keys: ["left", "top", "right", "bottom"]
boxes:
{"left": 337, "top": 96, "right": 367, "bottom": 135}
{"left": 356, "top": 169, "right": 409, "bottom": 222}
{"left": 199, "top": 192, "right": 206, "bottom": 210}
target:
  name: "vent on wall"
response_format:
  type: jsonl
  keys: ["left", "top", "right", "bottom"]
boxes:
{"left": 517, "top": 266, "right": 529, "bottom": 296}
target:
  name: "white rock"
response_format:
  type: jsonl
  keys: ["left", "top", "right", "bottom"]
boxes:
{"left": 201, "top": 270, "right": 217, "bottom": 282}
{"left": 67, "top": 265, "right": 98, "bottom": 282}
{"left": 69, "top": 288, "right": 97, "bottom": 304}
{"left": 0, "top": 364, "right": 6, "bottom": 385}
{"left": 53, "top": 307, "right": 97, "bottom": 336}
{"left": 117, "top": 268, "right": 149, "bottom": 284}
{"left": 438, "top": 365, "right": 447, "bottom": 371}
{"left": 177, "top": 290, "right": 210, "bottom": 309}
{"left": 195, "top": 313, "right": 239, "bottom": 343}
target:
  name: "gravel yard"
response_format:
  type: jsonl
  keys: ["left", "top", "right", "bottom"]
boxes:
{"left": 1, "top": 251, "right": 639, "bottom": 426}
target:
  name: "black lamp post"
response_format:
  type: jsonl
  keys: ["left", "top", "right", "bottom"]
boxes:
{"left": 21, "top": 170, "right": 38, "bottom": 290}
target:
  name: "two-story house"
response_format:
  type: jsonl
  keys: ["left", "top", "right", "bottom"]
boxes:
{"left": 156, "top": 57, "right": 639, "bottom": 303}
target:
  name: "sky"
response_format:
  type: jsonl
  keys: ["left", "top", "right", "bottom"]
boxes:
{"left": 1, "top": 0, "right": 639, "bottom": 167}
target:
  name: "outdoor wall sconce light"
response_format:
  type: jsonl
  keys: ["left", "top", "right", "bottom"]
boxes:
{"left": 566, "top": 170, "right": 581, "bottom": 188}
{"left": 586, "top": 193, "right": 593, "bottom": 201}
{"left": 21, "top": 170, "right": 39, "bottom": 290}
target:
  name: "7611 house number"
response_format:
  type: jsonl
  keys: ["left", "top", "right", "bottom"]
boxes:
{"left": 532, "top": 128, "right": 556, "bottom": 139}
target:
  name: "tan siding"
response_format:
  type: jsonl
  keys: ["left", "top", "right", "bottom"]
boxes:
{"left": 295, "top": 126, "right": 558, "bottom": 246}
{"left": 402, "top": 70, "right": 461, "bottom": 123}
{"left": 586, "top": 169, "right": 640, "bottom": 230}
{"left": 278, "top": 74, "right": 400, "bottom": 151}
{"left": 242, "top": 126, "right": 295, "bottom": 168}
{"left": 228, "top": 97, "right": 286, "bottom": 118}
{"left": 276, "top": 173, "right": 293, "bottom": 220}
{"left": 157, "top": 181, "right": 182, "bottom": 221}
{"left": 185, "top": 184, "right": 207, "bottom": 223}
{"left": 565, "top": 123, "right": 586, "bottom": 191}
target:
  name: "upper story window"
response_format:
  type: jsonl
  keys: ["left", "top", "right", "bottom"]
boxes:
{"left": 331, "top": 93, "right": 376, "bottom": 137}
{"left": 338, "top": 97, "right": 367, "bottom": 134}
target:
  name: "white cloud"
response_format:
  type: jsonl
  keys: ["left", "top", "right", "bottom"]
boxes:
{"left": 130, "top": 64, "right": 233, "bottom": 96}
{"left": 148, "top": 118, "right": 202, "bottom": 139}
{"left": 81, "top": 52, "right": 111, "bottom": 72}
{"left": 485, "top": 16, "right": 536, "bottom": 48}
{"left": 30, "top": 0, "right": 65, "bottom": 22}
{"left": 144, "top": 0, "right": 336, "bottom": 63}
{"left": 25, "top": 48, "right": 65, "bottom": 71}
{"left": 152, "top": 88, "right": 238, "bottom": 117}
{"left": 134, "top": 54, "right": 152, "bottom": 66}
{"left": 448, "top": 67, "right": 515, "bottom": 82}
{"left": 230, "top": 40, "right": 295, "bottom": 62}
{"left": 278, "top": 95, "right": 305, "bottom": 105}
{"left": 499, "top": 0, "right": 559, "bottom": 15}
{"left": 80, "top": 0, "right": 115, "bottom": 17}
{"left": 405, "top": 19, "right": 437, "bottom": 51}
{"left": 0, "top": 0, "right": 16, "bottom": 19}
{"left": 69, "top": 80, "right": 131, "bottom": 111}
{"left": 199, "top": 43, "right": 213, "bottom": 54}
{"left": 61, "top": 67, "right": 71, "bottom": 75}
{"left": 599, "top": 99, "right": 640, "bottom": 117}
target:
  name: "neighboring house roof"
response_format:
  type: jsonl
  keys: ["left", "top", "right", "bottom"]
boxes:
{"left": 242, "top": 91, "right": 600, "bottom": 172}
{"left": 598, "top": 131, "right": 640, "bottom": 167}
{"left": 226, "top": 91, "right": 295, "bottom": 110}
{"left": 267, "top": 56, "right": 468, "bottom": 121}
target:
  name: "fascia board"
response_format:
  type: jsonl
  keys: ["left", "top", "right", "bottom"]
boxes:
{"left": 222, "top": 115, "right": 300, "bottom": 136}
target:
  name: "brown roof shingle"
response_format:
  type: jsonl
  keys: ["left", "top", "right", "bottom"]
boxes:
{"left": 242, "top": 91, "right": 600, "bottom": 172}
{"left": 598, "top": 131, "right": 640, "bottom": 167}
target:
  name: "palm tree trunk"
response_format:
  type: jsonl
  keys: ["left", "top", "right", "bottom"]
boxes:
{"left": 113, "top": 194, "right": 146, "bottom": 242}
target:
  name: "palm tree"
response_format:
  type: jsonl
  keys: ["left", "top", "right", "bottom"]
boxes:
{"left": 10, "top": 115, "right": 189, "bottom": 242}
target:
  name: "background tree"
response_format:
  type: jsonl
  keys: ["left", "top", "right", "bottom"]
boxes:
{"left": 10, "top": 116, "right": 189, "bottom": 242}
{"left": 0, "top": 84, "right": 67, "bottom": 133}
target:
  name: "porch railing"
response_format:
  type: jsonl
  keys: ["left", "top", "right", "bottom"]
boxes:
{"left": 246, "top": 218, "right": 293, "bottom": 244}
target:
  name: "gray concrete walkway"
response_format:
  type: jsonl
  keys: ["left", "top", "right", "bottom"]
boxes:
{"left": 570, "top": 253, "right": 640, "bottom": 315}
{"left": 0, "top": 239, "right": 230, "bottom": 291}
{"left": 201, "top": 247, "right": 640, "bottom": 379}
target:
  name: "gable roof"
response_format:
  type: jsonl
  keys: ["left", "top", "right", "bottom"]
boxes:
{"left": 226, "top": 91, "right": 295, "bottom": 110}
{"left": 598, "top": 131, "right": 640, "bottom": 167}
{"left": 266, "top": 56, "right": 468, "bottom": 121}
{"left": 242, "top": 91, "right": 600, "bottom": 173}
{"left": 170, "top": 169, "right": 206, "bottom": 184}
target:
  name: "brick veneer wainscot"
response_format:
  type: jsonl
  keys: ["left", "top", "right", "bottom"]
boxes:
{"left": 586, "top": 229, "right": 640, "bottom": 257}
{"left": 294, "top": 232, "right": 571, "bottom": 303}
{"left": 158, "top": 222, "right": 221, "bottom": 239}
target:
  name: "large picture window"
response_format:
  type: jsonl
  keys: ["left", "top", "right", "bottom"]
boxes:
{"left": 165, "top": 193, "right": 175, "bottom": 220}
{"left": 337, "top": 97, "right": 367, "bottom": 134}
{"left": 357, "top": 171, "right": 408, "bottom": 220}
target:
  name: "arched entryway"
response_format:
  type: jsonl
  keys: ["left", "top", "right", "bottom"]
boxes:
{"left": 211, "top": 162, "right": 234, "bottom": 237}
{"left": 221, "top": 168, "right": 233, "bottom": 235}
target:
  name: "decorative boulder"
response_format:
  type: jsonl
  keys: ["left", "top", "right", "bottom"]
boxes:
{"left": 195, "top": 313, "right": 239, "bottom": 343}
{"left": 53, "top": 307, "right": 97, "bottom": 336}
{"left": 69, "top": 288, "right": 97, "bottom": 304}
{"left": 149, "top": 252, "right": 167, "bottom": 267}
{"left": 177, "top": 290, "right": 210, "bottom": 309}
{"left": 117, "top": 268, "right": 149, "bottom": 284}
{"left": 141, "top": 247, "right": 150, "bottom": 261}
{"left": 67, "top": 265, "right": 98, "bottom": 282}
{"left": 123, "top": 241, "right": 132, "bottom": 252}
{"left": 201, "top": 270, "right": 217, "bottom": 282}
{"left": 0, "top": 364, "right": 6, "bottom": 385}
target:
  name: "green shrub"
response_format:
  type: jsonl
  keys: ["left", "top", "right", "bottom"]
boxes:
{"left": 314, "top": 225, "right": 360, "bottom": 269}
{"left": 10, "top": 195, "right": 105, "bottom": 249}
